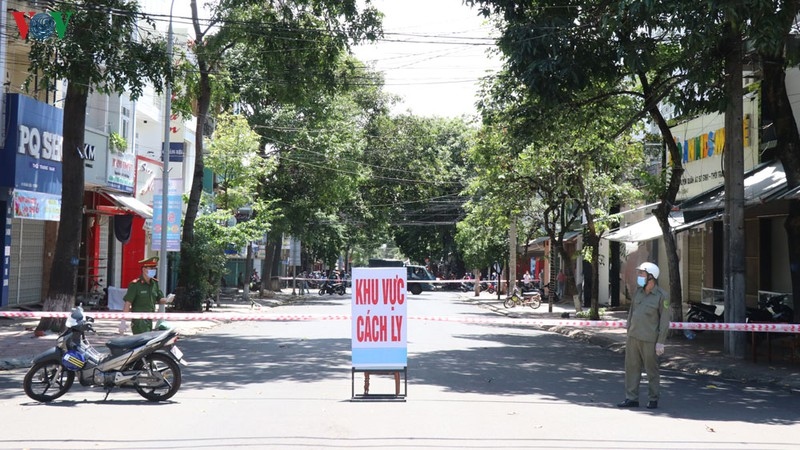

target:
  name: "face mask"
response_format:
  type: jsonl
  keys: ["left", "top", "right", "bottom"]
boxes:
{"left": 637, "top": 276, "right": 647, "bottom": 287}
{"left": 147, "top": 269, "right": 157, "bottom": 278}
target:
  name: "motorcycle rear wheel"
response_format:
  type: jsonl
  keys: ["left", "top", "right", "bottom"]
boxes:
{"left": 23, "top": 360, "right": 74, "bottom": 402}
{"left": 335, "top": 286, "right": 345, "bottom": 295}
{"left": 134, "top": 353, "right": 182, "bottom": 402}
{"left": 319, "top": 288, "right": 325, "bottom": 296}
{"left": 528, "top": 296, "right": 541, "bottom": 309}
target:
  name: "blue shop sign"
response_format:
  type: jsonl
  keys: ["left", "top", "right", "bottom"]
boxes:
{"left": 0, "top": 94, "right": 64, "bottom": 195}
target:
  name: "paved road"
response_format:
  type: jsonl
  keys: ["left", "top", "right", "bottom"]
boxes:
{"left": 0, "top": 291, "right": 798, "bottom": 449}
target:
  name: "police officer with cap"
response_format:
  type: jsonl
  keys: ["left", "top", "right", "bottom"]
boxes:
{"left": 617, "top": 262, "right": 670, "bottom": 409}
{"left": 122, "top": 256, "right": 169, "bottom": 335}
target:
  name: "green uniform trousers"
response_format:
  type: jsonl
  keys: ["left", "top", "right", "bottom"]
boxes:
{"left": 131, "top": 319, "right": 153, "bottom": 335}
{"left": 624, "top": 335, "right": 661, "bottom": 402}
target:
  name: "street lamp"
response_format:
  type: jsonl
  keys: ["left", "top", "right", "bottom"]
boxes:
{"left": 158, "top": 0, "right": 175, "bottom": 301}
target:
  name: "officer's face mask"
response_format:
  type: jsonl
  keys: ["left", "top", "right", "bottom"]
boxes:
{"left": 637, "top": 275, "right": 647, "bottom": 287}
{"left": 147, "top": 269, "right": 157, "bottom": 278}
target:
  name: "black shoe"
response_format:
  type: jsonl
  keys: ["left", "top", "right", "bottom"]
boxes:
{"left": 646, "top": 401, "right": 658, "bottom": 409}
{"left": 616, "top": 399, "right": 639, "bottom": 408}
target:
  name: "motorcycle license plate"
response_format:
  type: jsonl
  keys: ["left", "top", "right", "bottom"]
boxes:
{"left": 170, "top": 345, "right": 185, "bottom": 363}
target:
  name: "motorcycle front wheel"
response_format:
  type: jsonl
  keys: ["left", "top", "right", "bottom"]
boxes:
{"left": 319, "top": 288, "right": 325, "bottom": 296}
{"left": 134, "top": 353, "right": 182, "bottom": 402}
{"left": 23, "top": 360, "right": 74, "bottom": 402}
{"left": 503, "top": 296, "right": 516, "bottom": 308}
{"left": 335, "top": 286, "right": 345, "bottom": 295}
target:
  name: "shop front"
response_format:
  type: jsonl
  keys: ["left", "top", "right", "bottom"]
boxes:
{"left": 0, "top": 94, "right": 63, "bottom": 308}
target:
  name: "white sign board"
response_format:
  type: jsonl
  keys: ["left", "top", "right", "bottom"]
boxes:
{"left": 351, "top": 267, "right": 407, "bottom": 369}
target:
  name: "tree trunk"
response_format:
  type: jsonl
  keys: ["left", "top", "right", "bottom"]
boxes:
{"left": 264, "top": 237, "right": 281, "bottom": 290}
{"left": 177, "top": 2, "right": 211, "bottom": 304}
{"left": 638, "top": 71, "right": 685, "bottom": 327}
{"left": 35, "top": 82, "right": 88, "bottom": 333}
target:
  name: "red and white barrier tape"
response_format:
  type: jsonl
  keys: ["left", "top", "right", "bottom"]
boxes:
{"left": 1, "top": 310, "right": 798, "bottom": 333}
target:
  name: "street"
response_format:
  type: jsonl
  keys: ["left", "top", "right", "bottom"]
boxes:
{"left": 0, "top": 291, "right": 798, "bottom": 449}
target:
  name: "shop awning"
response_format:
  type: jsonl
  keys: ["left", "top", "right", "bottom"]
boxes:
{"left": 603, "top": 213, "right": 682, "bottom": 243}
{"left": 680, "top": 160, "right": 788, "bottom": 212}
{"left": 603, "top": 162, "right": 786, "bottom": 243}
{"left": 603, "top": 210, "right": 721, "bottom": 243}
{"left": 101, "top": 192, "right": 153, "bottom": 219}
{"left": 525, "top": 231, "right": 581, "bottom": 249}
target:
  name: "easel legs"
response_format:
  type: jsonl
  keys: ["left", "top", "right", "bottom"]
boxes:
{"left": 363, "top": 372, "right": 401, "bottom": 395}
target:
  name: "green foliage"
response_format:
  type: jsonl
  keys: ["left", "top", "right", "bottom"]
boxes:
{"left": 174, "top": 211, "right": 230, "bottom": 311}
{"left": 109, "top": 132, "right": 127, "bottom": 153}
{"left": 575, "top": 307, "right": 606, "bottom": 319}
{"left": 455, "top": 198, "right": 508, "bottom": 270}
{"left": 362, "top": 115, "right": 475, "bottom": 267}
{"left": 26, "top": 0, "right": 169, "bottom": 98}
{"left": 205, "top": 113, "right": 274, "bottom": 212}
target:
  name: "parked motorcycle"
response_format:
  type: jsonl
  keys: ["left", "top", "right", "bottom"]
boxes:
{"left": 23, "top": 306, "right": 187, "bottom": 403}
{"left": 686, "top": 294, "right": 793, "bottom": 328}
{"left": 747, "top": 294, "right": 794, "bottom": 323}
{"left": 686, "top": 300, "right": 725, "bottom": 332}
{"left": 319, "top": 280, "right": 346, "bottom": 296}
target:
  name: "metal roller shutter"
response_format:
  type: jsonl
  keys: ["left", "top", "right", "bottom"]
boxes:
{"left": 8, "top": 218, "right": 45, "bottom": 306}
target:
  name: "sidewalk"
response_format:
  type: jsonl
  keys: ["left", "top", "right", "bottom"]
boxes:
{"left": 3, "top": 290, "right": 800, "bottom": 394}
{"left": 0, "top": 289, "right": 289, "bottom": 370}
{"left": 471, "top": 293, "right": 800, "bottom": 392}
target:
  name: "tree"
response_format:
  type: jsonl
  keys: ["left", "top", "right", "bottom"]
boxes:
{"left": 469, "top": 70, "right": 642, "bottom": 317}
{"left": 361, "top": 115, "right": 475, "bottom": 270}
{"left": 205, "top": 113, "right": 272, "bottom": 212}
{"left": 189, "top": 112, "right": 275, "bottom": 308}
{"left": 180, "top": 0, "right": 382, "bottom": 293}
{"left": 25, "top": 1, "right": 169, "bottom": 332}
{"left": 466, "top": 0, "right": 743, "bottom": 326}
{"left": 247, "top": 64, "right": 389, "bottom": 283}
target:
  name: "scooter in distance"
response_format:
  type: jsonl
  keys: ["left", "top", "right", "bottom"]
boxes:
{"left": 23, "top": 306, "right": 188, "bottom": 402}
{"left": 319, "top": 280, "right": 346, "bottom": 296}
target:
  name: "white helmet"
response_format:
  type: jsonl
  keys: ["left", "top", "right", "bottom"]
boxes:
{"left": 637, "top": 262, "right": 660, "bottom": 280}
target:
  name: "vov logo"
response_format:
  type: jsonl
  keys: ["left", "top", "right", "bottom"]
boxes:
{"left": 11, "top": 11, "right": 73, "bottom": 40}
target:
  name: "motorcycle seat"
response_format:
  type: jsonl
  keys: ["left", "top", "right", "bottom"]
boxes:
{"left": 106, "top": 330, "right": 165, "bottom": 351}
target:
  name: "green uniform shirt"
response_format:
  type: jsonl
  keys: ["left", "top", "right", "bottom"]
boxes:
{"left": 627, "top": 285, "right": 671, "bottom": 344}
{"left": 123, "top": 277, "right": 163, "bottom": 313}
{"left": 123, "top": 277, "right": 163, "bottom": 334}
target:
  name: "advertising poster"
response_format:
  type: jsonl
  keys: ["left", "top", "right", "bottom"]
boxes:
{"left": 11, "top": 190, "right": 60, "bottom": 221}
{"left": 351, "top": 267, "right": 408, "bottom": 369}
{"left": 152, "top": 178, "right": 183, "bottom": 252}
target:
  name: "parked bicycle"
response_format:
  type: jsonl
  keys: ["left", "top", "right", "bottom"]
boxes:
{"left": 503, "top": 287, "right": 541, "bottom": 309}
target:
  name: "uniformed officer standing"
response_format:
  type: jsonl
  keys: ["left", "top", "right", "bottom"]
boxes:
{"left": 122, "top": 256, "right": 169, "bottom": 335}
{"left": 617, "top": 262, "right": 670, "bottom": 409}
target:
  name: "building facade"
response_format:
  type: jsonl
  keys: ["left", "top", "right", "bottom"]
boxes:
{"left": 0, "top": 1, "right": 196, "bottom": 308}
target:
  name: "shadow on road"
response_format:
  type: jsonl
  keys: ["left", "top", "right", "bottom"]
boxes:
{"left": 173, "top": 324, "right": 799, "bottom": 426}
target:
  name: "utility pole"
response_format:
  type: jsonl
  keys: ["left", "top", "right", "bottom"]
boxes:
{"left": 723, "top": 20, "right": 746, "bottom": 359}
{"left": 157, "top": 1, "right": 174, "bottom": 318}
